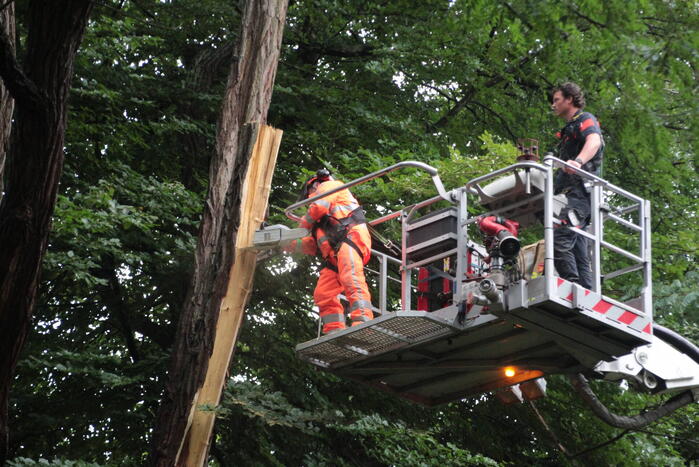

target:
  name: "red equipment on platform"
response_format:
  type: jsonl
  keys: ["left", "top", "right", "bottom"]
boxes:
{"left": 476, "top": 216, "right": 521, "bottom": 258}
{"left": 417, "top": 264, "right": 452, "bottom": 312}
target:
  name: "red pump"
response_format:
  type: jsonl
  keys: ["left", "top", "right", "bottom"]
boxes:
{"left": 476, "top": 216, "right": 521, "bottom": 258}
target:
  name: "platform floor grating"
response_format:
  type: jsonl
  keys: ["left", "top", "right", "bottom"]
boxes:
{"left": 296, "top": 280, "right": 655, "bottom": 405}
{"left": 296, "top": 313, "right": 455, "bottom": 368}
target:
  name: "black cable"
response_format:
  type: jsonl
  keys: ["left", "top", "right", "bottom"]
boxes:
{"left": 570, "top": 374, "right": 694, "bottom": 430}
{"left": 653, "top": 323, "right": 699, "bottom": 363}
{"left": 570, "top": 324, "right": 698, "bottom": 429}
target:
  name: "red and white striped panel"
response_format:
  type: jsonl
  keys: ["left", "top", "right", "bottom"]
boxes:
{"left": 556, "top": 278, "right": 652, "bottom": 335}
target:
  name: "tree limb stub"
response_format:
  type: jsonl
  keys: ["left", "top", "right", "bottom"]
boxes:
{"left": 0, "top": 26, "right": 45, "bottom": 112}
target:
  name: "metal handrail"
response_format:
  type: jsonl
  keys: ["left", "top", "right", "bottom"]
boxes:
{"left": 539, "top": 156, "right": 650, "bottom": 316}
{"left": 543, "top": 155, "right": 645, "bottom": 204}
{"left": 605, "top": 212, "right": 643, "bottom": 232}
{"left": 285, "top": 161, "right": 451, "bottom": 222}
{"left": 466, "top": 161, "right": 548, "bottom": 191}
{"left": 312, "top": 249, "right": 405, "bottom": 333}
{"left": 368, "top": 193, "right": 448, "bottom": 227}
{"left": 300, "top": 156, "right": 652, "bottom": 328}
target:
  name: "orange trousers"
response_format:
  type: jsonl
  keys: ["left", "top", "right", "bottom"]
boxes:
{"left": 313, "top": 242, "right": 373, "bottom": 334}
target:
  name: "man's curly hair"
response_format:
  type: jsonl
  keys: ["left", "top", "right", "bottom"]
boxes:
{"left": 550, "top": 82, "right": 586, "bottom": 109}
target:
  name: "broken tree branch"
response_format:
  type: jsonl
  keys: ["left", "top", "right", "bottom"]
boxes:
{"left": 0, "top": 18, "right": 45, "bottom": 111}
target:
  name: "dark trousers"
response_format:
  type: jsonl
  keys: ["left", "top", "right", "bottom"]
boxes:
{"left": 554, "top": 222, "right": 593, "bottom": 289}
{"left": 554, "top": 186, "right": 593, "bottom": 289}
{"left": 553, "top": 181, "right": 593, "bottom": 289}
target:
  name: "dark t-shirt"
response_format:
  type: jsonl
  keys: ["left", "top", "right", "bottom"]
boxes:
{"left": 554, "top": 110, "right": 604, "bottom": 194}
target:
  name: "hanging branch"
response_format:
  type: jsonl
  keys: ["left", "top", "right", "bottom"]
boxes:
{"left": 528, "top": 400, "right": 571, "bottom": 457}
{"left": 0, "top": 1, "right": 15, "bottom": 13}
{"left": 568, "top": 429, "right": 632, "bottom": 459}
{"left": 0, "top": 23, "right": 46, "bottom": 111}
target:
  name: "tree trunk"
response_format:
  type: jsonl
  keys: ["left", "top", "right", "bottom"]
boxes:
{"left": 150, "top": 1, "right": 288, "bottom": 465}
{"left": 0, "top": 1, "right": 93, "bottom": 462}
{"left": 180, "top": 40, "right": 237, "bottom": 192}
{"left": 0, "top": 2, "right": 14, "bottom": 197}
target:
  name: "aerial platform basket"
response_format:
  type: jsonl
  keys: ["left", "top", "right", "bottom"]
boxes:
{"left": 296, "top": 275, "right": 652, "bottom": 406}
{"left": 285, "top": 159, "right": 698, "bottom": 406}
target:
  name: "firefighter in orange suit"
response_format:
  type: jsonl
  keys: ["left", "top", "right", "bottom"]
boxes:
{"left": 286, "top": 169, "right": 373, "bottom": 334}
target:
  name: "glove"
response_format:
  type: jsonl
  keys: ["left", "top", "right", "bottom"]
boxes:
{"left": 282, "top": 239, "right": 299, "bottom": 254}
{"left": 299, "top": 218, "right": 313, "bottom": 230}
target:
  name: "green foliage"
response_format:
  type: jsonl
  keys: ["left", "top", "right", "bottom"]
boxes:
{"left": 12, "top": 158, "right": 200, "bottom": 462}
{"left": 338, "top": 415, "right": 500, "bottom": 466}
{"left": 223, "top": 381, "right": 344, "bottom": 433}
{"left": 655, "top": 270, "right": 699, "bottom": 337}
{"left": 216, "top": 381, "right": 498, "bottom": 466}
{"left": 8, "top": 0, "right": 698, "bottom": 464}
{"left": 7, "top": 459, "right": 102, "bottom": 467}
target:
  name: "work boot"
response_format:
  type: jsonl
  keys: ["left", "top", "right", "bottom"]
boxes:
{"left": 351, "top": 319, "right": 368, "bottom": 327}
{"left": 322, "top": 322, "right": 346, "bottom": 335}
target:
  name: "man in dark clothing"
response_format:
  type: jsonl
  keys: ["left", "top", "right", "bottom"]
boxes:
{"left": 550, "top": 82, "right": 604, "bottom": 289}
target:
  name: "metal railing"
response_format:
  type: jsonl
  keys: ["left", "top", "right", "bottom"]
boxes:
{"left": 315, "top": 249, "right": 409, "bottom": 338}
{"left": 290, "top": 157, "right": 653, "bottom": 331}
{"left": 289, "top": 162, "right": 448, "bottom": 334}
{"left": 285, "top": 161, "right": 452, "bottom": 222}
{"left": 543, "top": 156, "right": 651, "bottom": 316}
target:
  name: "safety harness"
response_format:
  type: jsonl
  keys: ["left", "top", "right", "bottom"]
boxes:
{"left": 313, "top": 207, "right": 367, "bottom": 272}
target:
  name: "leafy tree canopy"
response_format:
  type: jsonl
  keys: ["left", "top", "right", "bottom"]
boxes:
{"left": 7, "top": 0, "right": 697, "bottom": 465}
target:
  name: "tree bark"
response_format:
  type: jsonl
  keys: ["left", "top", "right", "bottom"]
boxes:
{"left": 150, "top": 1, "right": 288, "bottom": 465}
{"left": 0, "top": 1, "right": 93, "bottom": 462}
{"left": 180, "top": 40, "right": 238, "bottom": 192}
{"left": 0, "top": 2, "right": 14, "bottom": 197}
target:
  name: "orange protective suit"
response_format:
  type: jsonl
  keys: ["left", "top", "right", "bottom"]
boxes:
{"left": 288, "top": 180, "right": 373, "bottom": 333}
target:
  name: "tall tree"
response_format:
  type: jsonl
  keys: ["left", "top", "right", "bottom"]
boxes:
{"left": 150, "top": 1, "right": 288, "bottom": 464}
{"left": 4, "top": 0, "right": 697, "bottom": 464}
{"left": 0, "top": 1, "right": 93, "bottom": 462}
{"left": 0, "top": 1, "right": 14, "bottom": 196}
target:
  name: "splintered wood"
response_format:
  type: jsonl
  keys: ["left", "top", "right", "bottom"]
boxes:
{"left": 179, "top": 123, "right": 282, "bottom": 466}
